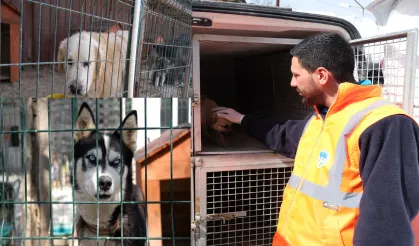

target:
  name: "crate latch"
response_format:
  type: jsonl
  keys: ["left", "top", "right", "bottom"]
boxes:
{"left": 205, "top": 211, "right": 247, "bottom": 224}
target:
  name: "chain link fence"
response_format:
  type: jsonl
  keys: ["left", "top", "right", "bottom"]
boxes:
{"left": 0, "top": 97, "right": 192, "bottom": 245}
{"left": 0, "top": 0, "right": 192, "bottom": 98}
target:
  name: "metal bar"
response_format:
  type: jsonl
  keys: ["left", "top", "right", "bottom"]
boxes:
{"left": 92, "top": 1, "right": 109, "bottom": 97}
{"left": 19, "top": 0, "right": 24, "bottom": 96}
{"left": 114, "top": 6, "right": 126, "bottom": 97}
{"left": 348, "top": 29, "right": 414, "bottom": 45}
{"left": 51, "top": 0, "right": 59, "bottom": 96}
{"left": 75, "top": 0, "right": 86, "bottom": 97}
{"left": 127, "top": 0, "right": 143, "bottom": 98}
{"left": 0, "top": 99, "right": 5, "bottom": 244}
{"left": 197, "top": 150, "right": 275, "bottom": 155}
{"left": 83, "top": 0, "right": 96, "bottom": 97}
{"left": 119, "top": 98, "right": 124, "bottom": 245}
{"left": 71, "top": 98, "right": 76, "bottom": 246}
{"left": 1, "top": 125, "right": 190, "bottom": 134}
{"left": 36, "top": 0, "right": 43, "bottom": 97}
{"left": 0, "top": 60, "right": 126, "bottom": 66}
{"left": 63, "top": 0, "right": 74, "bottom": 98}
{"left": 95, "top": 99, "right": 100, "bottom": 244}
{"left": 169, "top": 98, "right": 175, "bottom": 245}
{"left": 21, "top": 0, "right": 132, "bottom": 25}
{"left": 122, "top": 1, "right": 135, "bottom": 97}
{"left": 0, "top": 200, "right": 190, "bottom": 205}
{"left": 192, "top": 39, "right": 201, "bottom": 153}
{"left": 403, "top": 29, "right": 418, "bottom": 115}
{"left": 23, "top": 98, "right": 28, "bottom": 245}
{"left": 193, "top": 34, "right": 303, "bottom": 45}
{"left": 144, "top": 97, "right": 149, "bottom": 244}
{"left": 1, "top": 236, "right": 189, "bottom": 240}
{"left": 47, "top": 100, "right": 52, "bottom": 245}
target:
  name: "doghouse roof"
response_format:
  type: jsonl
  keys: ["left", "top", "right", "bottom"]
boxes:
{"left": 1, "top": 0, "right": 21, "bottom": 16}
{"left": 134, "top": 124, "right": 191, "bottom": 165}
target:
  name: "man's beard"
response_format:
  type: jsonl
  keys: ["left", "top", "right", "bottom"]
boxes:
{"left": 297, "top": 86, "right": 323, "bottom": 105}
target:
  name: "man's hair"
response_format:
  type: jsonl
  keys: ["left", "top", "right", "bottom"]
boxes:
{"left": 290, "top": 32, "right": 356, "bottom": 83}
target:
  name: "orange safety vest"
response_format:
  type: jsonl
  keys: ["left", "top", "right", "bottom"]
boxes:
{"left": 273, "top": 82, "right": 409, "bottom": 246}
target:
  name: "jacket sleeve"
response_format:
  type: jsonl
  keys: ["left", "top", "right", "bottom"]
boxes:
{"left": 354, "top": 114, "right": 419, "bottom": 246}
{"left": 240, "top": 112, "right": 311, "bottom": 158}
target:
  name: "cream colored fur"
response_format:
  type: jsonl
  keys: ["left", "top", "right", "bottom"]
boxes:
{"left": 57, "top": 30, "right": 129, "bottom": 97}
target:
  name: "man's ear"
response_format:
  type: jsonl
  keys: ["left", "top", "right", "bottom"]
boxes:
{"left": 315, "top": 67, "right": 330, "bottom": 86}
{"left": 117, "top": 110, "right": 138, "bottom": 152}
{"left": 75, "top": 102, "right": 96, "bottom": 142}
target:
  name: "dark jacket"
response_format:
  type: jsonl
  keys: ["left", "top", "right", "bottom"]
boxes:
{"left": 241, "top": 109, "right": 419, "bottom": 246}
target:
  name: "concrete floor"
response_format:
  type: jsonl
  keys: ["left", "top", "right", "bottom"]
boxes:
{"left": 0, "top": 66, "right": 67, "bottom": 98}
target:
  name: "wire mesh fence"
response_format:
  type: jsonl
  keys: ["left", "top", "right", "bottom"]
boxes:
{"left": 350, "top": 29, "right": 418, "bottom": 119}
{"left": 135, "top": 0, "right": 192, "bottom": 97}
{"left": 0, "top": 97, "right": 192, "bottom": 245}
{"left": 0, "top": 0, "right": 192, "bottom": 98}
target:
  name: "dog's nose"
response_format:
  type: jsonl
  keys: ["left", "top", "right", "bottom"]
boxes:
{"left": 99, "top": 176, "right": 112, "bottom": 191}
{"left": 69, "top": 84, "right": 82, "bottom": 95}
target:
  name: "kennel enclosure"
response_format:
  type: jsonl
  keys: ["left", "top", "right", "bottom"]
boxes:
{"left": 190, "top": 2, "right": 418, "bottom": 245}
{"left": 0, "top": 0, "right": 193, "bottom": 98}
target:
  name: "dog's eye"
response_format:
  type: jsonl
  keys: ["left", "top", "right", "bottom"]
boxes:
{"left": 86, "top": 154, "right": 96, "bottom": 162}
{"left": 83, "top": 62, "right": 89, "bottom": 67}
{"left": 113, "top": 158, "right": 121, "bottom": 165}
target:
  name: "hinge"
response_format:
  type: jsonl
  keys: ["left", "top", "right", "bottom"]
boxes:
{"left": 193, "top": 93, "right": 199, "bottom": 104}
{"left": 194, "top": 157, "right": 204, "bottom": 168}
{"left": 191, "top": 213, "right": 201, "bottom": 241}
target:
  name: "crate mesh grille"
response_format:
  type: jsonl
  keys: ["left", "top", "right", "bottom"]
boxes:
{"left": 352, "top": 37, "right": 409, "bottom": 111}
{"left": 206, "top": 167, "right": 293, "bottom": 246}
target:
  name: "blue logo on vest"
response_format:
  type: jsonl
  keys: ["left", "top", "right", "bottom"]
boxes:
{"left": 317, "top": 150, "right": 329, "bottom": 168}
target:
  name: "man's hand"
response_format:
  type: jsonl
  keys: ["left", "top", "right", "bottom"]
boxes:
{"left": 211, "top": 107, "right": 245, "bottom": 124}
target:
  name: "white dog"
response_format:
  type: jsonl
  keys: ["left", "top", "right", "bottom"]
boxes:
{"left": 57, "top": 29, "right": 129, "bottom": 97}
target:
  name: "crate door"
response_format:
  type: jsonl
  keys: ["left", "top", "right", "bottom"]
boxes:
{"left": 350, "top": 29, "right": 418, "bottom": 118}
{"left": 191, "top": 153, "right": 294, "bottom": 246}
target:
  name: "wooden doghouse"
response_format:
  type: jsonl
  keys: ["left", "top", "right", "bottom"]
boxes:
{"left": 135, "top": 127, "right": 191, "bottom": 246}
{"left": 1, "top": 0, "right": 20, "bottom": 82}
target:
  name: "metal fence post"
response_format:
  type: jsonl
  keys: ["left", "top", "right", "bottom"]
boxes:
{"left": 403, "top": 28, "right": 418, "bottom": 116}
{"left": 127, "top": 0, "right": 143, "bottom": 98}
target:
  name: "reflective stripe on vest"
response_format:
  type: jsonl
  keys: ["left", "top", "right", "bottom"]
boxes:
{"left": 288, "top": 99, "right": 393, "bottom": 208}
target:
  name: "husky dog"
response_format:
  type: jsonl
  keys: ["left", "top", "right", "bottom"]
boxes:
{"left": 148, "top": 34, "right": 190, "bottom": 87}
{"left": 73, "top": 102, "right": 146, "bottom": 246}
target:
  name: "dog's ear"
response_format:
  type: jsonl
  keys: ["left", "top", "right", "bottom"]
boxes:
{"left": 108, "top": 23, "right": 122, "bottom": 33}
{"left": 75, "top": 102, "right": 96, "bottom": 142}
{"left": 57, "top": 39, "right": 67, "bottom": 73}
{"left": 117, "top": 110, "right": 137, "bottom": 152}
